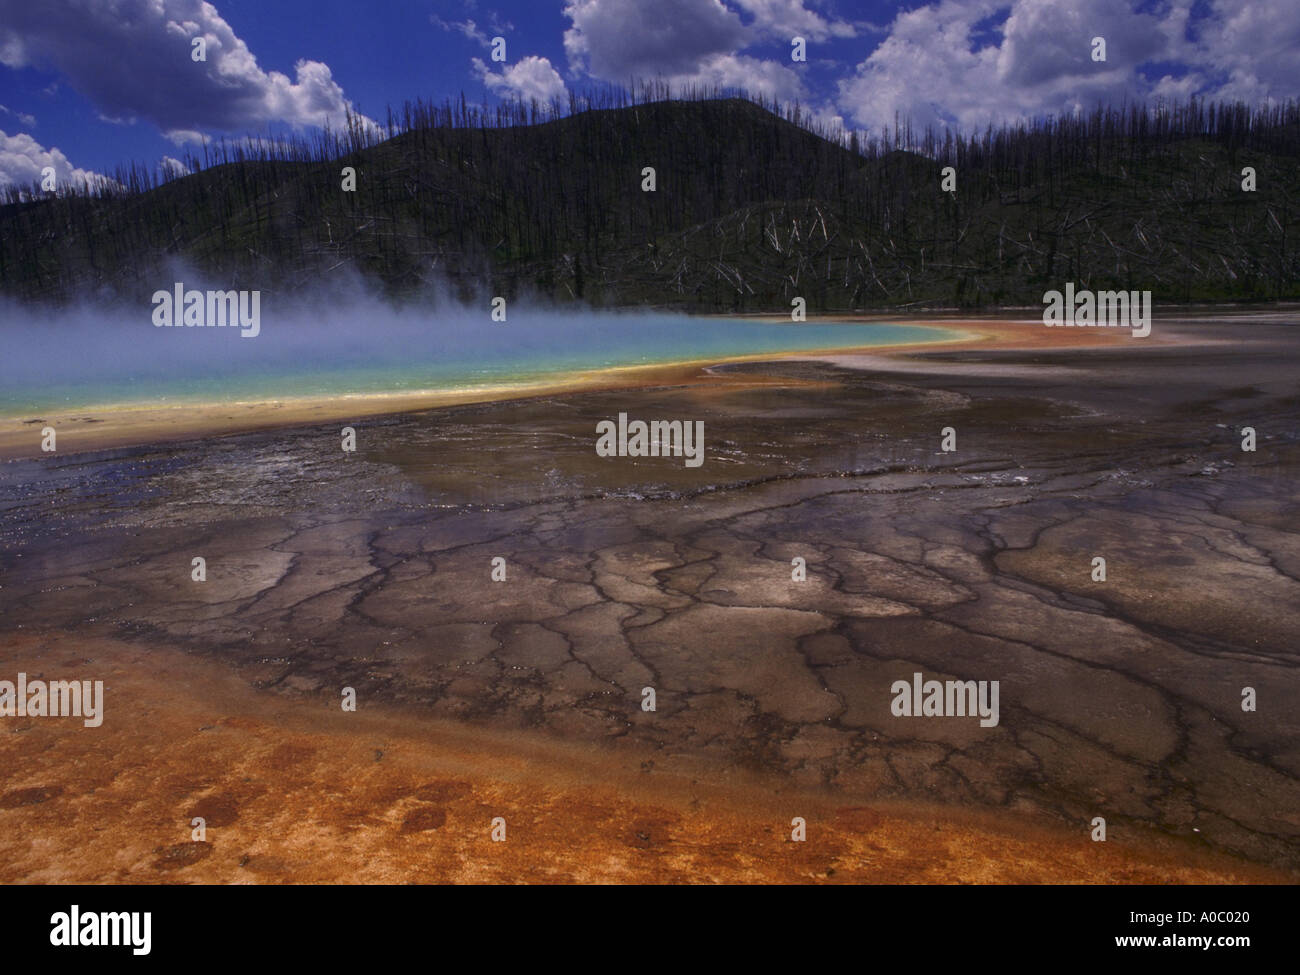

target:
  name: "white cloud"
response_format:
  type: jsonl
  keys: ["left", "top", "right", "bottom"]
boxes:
{"left": 837, "top": 0, "right": 1004, "bottom": 132}
{"left": 564, "top": 0, "right": 750, "bottom": 80}
{"left": 164, "top": 128, "right": 208, "bottom": 147}
{"left": 432, "top": 16, "right": 492, "bottom": 48}
{"left": 0, "top": 104, "right": 36, "bottom": 127}
{"left": 431, "top": 10, "right": 515, "bottom": 46}
{"left": 160, "top": 155, "right": 191, "bottom": 177}
{"left": 473, "top": 55, "right": 568, "bottom": 102}
{"left": 995, "top": 0, "right": 1157, "bottom": 88}
{"left": 732, "top": 0, "right": 856, "bottom": 41}
{"left": 838, "top": 0, "right": 1191, "bottom": 133}
{"left": 562, "top": 0, "right": 805, "bottom": 100}
{"left": 836, "top": 0, "right": 1300, "bottom": 136}
{"left": 1192, "top": 0, "right": 1300, "bottom": 103}
{"left": 0, "top": 128, "right": 108, "bottom": 191}
{"left": 672, "top": 53, "right": 804, "bottom": 99}
{"left": 0, "top": 0, "right": 379, "bottom": 140}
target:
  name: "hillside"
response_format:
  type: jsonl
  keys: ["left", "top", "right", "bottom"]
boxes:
{"left": 2, "top": 95, "right": 1298, "bottom": 310}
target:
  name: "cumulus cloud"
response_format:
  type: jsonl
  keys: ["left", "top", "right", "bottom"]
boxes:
{"left": 996, "top": 0, "right": 1157, "bottom": 89}
{"left": 732, "top": 0, "right": 856, "bottom": 42}
{"left": 835, "top": 1, "right": 1134, "bottom": 133}
{"left": 836, "top": 0, "right": 1300, "bottom": 135}
{"left": 163, "top": 128, "right": 208, "bottom": 147}
{"left": 672, "top": 53, "right": 805, "bottom": 99}
{"left": 159, "top": 155, "right": 191, "bottom": 178}
{"left": 1191, "top": 0, "right": 1300, "bottom": 103}
{"left": 473, "top": 56, "right": 568, "bottom": 102}
{"left": 560, "top": 0, "right": 857, "bottom": 86}
{"left": 562, "top": 0, "right": 806, "bottom": 99}
{"left": 837, "top": 0, "right": 1005, "bottom": 131}
{"left": 564, "top": 0, "right": 750, "bottom": 80}
{"left": 0, "top": 128, "right": 107, "bottom": 191}
{"left": 0, "top": 0, "right": 378, "bottom": 140}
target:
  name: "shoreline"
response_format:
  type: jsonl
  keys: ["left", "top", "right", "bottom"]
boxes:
{"left": 0, "top": 317, "right": 1171, "bottom": 462}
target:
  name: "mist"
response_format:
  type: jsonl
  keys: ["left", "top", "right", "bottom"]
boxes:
{"left": 0, "top": 268, "right": 919, "bottom": 414}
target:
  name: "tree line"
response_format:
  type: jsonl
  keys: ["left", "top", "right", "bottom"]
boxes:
{"left": 1, "top": 84, "right": 1296, "bottom": 309}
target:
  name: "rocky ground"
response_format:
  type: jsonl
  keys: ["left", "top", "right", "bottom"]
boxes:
{"left": 1, "top": 316, "right": 1297, "bottom": 881}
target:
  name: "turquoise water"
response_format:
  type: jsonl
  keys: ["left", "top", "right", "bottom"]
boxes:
{"left": 0, "top": 313, "right": 957, "bottom": 415}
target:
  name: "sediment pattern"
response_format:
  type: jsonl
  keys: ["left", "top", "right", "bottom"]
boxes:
{"left": 1, "top": 319, "right": 1297, "bottom": 872}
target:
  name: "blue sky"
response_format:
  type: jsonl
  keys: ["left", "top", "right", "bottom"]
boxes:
{"left": 0, "top": 0, "right": 1296, "bottom": 189}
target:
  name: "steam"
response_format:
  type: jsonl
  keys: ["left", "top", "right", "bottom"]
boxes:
{"left": 0, "top": 267, "right": 639, "bottom": 411}
{"left": 0, "top": 267, "right": 921, "bottom": 414}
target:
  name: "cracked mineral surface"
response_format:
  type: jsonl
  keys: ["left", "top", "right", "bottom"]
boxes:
{"left": 1, "top": 316, "right": 1297, "bottom": 882}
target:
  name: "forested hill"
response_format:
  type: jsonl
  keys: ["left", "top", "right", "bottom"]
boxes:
{"left": 3, "top": 94, "right": 1299, "bottom": 310}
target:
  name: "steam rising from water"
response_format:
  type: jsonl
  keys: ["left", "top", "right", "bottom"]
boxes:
{"left": 0, "top": 272, "right": 948, "bottom": 414}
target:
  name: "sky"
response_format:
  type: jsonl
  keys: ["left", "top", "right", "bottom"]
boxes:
{"left": 0, "top": 0, "right": 1297, "bottom": 189}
